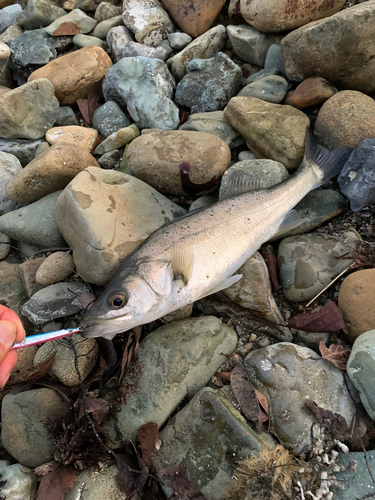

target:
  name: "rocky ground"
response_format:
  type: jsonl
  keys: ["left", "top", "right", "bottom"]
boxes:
{"left": 0, "top": 0, "right": 375, "bottom": 499}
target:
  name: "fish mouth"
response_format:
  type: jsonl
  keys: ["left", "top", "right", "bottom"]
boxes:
{"left": 79, "top": 315, "right": 132, "bottom": 340}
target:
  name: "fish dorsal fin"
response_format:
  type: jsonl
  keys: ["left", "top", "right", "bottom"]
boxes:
{"left": 198, "top": 274, "right": 243, "bottom": 299}
{"left": 220, "top": 171, "right": 264, "bottom": 201}
{"left": 170, "top": 242, "right": 194, "bottom": 285}
{"left": 276, "top": 209, "right": 305, "bottom": 235}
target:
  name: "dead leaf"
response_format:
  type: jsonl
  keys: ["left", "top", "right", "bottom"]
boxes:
{"left": 34, "top": 460, "right": 60, "bottom": 477}
{"left": 319, "top": 341, "right": 351, "bottom": 370}
{"left": 76, "top": 78, "right": 102, "bottom": 125}
{"left": 261, "top": 245, "right": 280, "bottom": 292}
{"left": 230, "top": 360, "right": 264, "bottom": 433}
{"left": 288, "top": 300, "right": 348, "bottom": 333}
{"left": 159, "top": 464, "right": 206, "bottom": 500}
{"left": 36, "top": 465, "right": 79, "bottom": 500}
{"left": 254, "top": 388, "right": 270, "bottom": 424}
{"left": 83, "top": 355, "right": 108, "bottom": 387}
{"left": 305, "top": 399, "right": 349, "bottom": 438}
{"left": 138, "top": 422, "right": 158, "bottom": 470}
{"left": 119, "top": 326, "right": 142, "bottom": 383}
{"left": 179, "top": 161, "right": 220, "bottom": 196}
{"left": 78, "top": 396, "right": 110, "bottom": 425}
{"left": 8, "top": 352, "right": 56, "bottom": 386}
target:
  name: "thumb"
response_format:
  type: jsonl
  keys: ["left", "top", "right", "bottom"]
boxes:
{"left": 0, "top": 320, "right": 17, "bottom": 350}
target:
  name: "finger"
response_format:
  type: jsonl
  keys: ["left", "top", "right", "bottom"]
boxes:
{"left": 0, "top": 350, "right": 17, "bottom": 388}
{"left": 0, "top": 306, "right": 25, "bottom": 342}
{"left": 0, "top": 320, "right": 17, "bottom": 351}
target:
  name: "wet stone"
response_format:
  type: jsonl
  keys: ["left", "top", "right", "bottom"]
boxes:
{"left": 180, "top": 110, "right": 244, "bottom": 149}
{"left": 16, "top": 0, "right": 67, "bottom": 30}
{"left": 0, "top": 191, "right": 66, "bottom": 248}
{"left": 168, "top": 31, "right": 192, "bottom": 50}
{"left": 153, "top": 387, "right": 276, "bottom": 500}
{"left": 34, "top": 333, "right": 98, "bottom": 386}
{"left": 103, "top": 56, "right": 179, "bottom": 130}
{"left": 244, "top": 67, "right": 280, "bottom": 86}
{"left": 175, "top": 52, "right": 242, "bottom": 113}
{"left": 0, "top": 137, "right": 44, "bottom": 166}
{"left": 1, "top": 388, "right": 69, "bottom": 468}
{"left": 94, "top": 123, "right": 140, "bottom": 154}
{"left": 338, "top": 138, "right": 375, "bottom": 212}
{"left": 45, "top": 8, "right": 97, "bottom": 36}
{"left": 106, "top": 25, "right": 133, "bottom": 62}
{"left": 0, "top": 151, "right": 22, "bottom": 216}
{"left": 0, "top": 461, "right": 37, "bottom": 500}
{"left": 167, "top": 24, "right": 226, "bottom": 80}
{"left": 73, "top": 33, "right": 107, "bottom": 49}
{"left": 227, "top": 24, "right": 282, "bottom": 67}
{"left": 55, "top": 106, "right": 79, "bottom": 126}
{"left": 278, "top": 231, "right": 359, "bottom": 302}
{"left": 97, "top": 149, "right": 121, "bottom": 169}
{"left": 347, "top": 329, "right": 375, "bottom": 420}
{"left": 238, "top": 75, "right": 288, "bottom": 104}
{"left": 244, "top": 343, "right": 356, "bottom": 455}
{"left": 333, "top": 451, "right": 375, "bottom": 500}
{"left": 264, "top": 44, "right": 286, "bottom": 77}
{"left": 122, "top": 40, "right": 169, "bottom": 60}
{"left": 115, "top": 316, "right": 238, "bottom": 442}
{"left": 21, "top": 281, "right": 90, "bottom": 325}
{"left": 92, "top": 101, "right": 130, "bottom": 137}
{"left": 0, "top": 4, "right": 22, "bottom": 34}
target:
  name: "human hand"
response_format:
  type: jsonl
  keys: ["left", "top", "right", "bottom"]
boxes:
{"left": 0, "top": 305, "right": 25, "bottom": 387}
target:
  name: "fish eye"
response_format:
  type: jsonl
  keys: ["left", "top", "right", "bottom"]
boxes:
{"left": 108, "top": 292, "right": 128, "bottom": 308}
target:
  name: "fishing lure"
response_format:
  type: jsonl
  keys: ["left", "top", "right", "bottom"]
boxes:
{"left": 11, "top": 328, "right": 81, "bottom": 350}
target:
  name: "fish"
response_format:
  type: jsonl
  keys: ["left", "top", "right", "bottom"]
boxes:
{"left": 81, "top": 131, "right": 350, "bottom": 340}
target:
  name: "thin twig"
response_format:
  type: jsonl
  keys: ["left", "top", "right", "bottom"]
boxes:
{"left": 305, "top": 264, "right": 355, "bottom": 308}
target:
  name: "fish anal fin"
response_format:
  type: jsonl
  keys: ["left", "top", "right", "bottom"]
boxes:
{"left": 170, "top": 242, "right": 194, "bottom": 285}
{"left": 220, "top": 170, "right": 264, "bottom": 200}
{"left": 198, "top": 274, "right": 243, "bottom": 299}
{"left": 276, "top": 209, "right": 305, "bottom": 235}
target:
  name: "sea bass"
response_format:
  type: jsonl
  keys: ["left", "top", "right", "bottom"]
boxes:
{"left": 81, "top": 132, "right": 350, "bottom": 339}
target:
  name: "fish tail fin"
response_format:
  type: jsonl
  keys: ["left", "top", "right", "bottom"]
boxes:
{"left": 302, "top": 129, "right": 351, "bottom": 188}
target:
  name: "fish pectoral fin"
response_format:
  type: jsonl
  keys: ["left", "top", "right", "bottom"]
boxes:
{"left": 198, "top": 274, "right": 243, "bottom": 299}
{"left": 170, "top": 242, "right": 194, "bottom": 285}
{"left": 275, "top": 209, "right": 305, "bottom": 235}
{"left": 219, "top": 170, "right": 265, "bottom": 200}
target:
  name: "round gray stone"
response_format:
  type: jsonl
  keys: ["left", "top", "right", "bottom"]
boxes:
{"left": 238, "top": 75, "right": 288, "bottom": 103}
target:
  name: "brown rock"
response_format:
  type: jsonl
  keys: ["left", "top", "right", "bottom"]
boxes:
{"left": 239, "top": 0, "right": 345, "bottom": 33}
{"left": 6, "top": 142, "right": 100, "bottom": 204}
{"left": 314, "top": 90, "right": 375, "bottom": 150}
{"left": 127, "top": 130, "right": 231, "bottom": 196}
{"left": 161, "top": 0, "right": 226, "bottom": 37}
{"left": 224, "top": 96, "right": 310, "bottom": 170}
{"left": 338, "top": 269, "right": 375, "bottom": 342}
{"left": 0, "top": 261, "right": 27, "bottom": 317}
{"left": 280, "top": 1, "right": 375, "bottom": 94}
{"left": 283, "top": 77, "right": 337, "bottom": 109}
{"left": 36, "top": 251, "right": 75, "bottom": 285}
{"left": 19, "top": 257, "right": 47, "bottom": 298}
{"left": 28, "top": 46, "right": 112, "bottom": 105}
{"left": 46, "top": 125, "right": 98, "bottom": 152}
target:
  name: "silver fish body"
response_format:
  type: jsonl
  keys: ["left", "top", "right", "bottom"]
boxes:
{"left": 81, "top": 133, "right": 350, "bottom": 339}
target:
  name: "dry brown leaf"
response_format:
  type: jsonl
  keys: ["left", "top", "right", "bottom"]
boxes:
{"left": 8, "top": 352, "right": 56, "bottom": 386}
{"left": 159, "top": 464, "right": 206, "bottom": 500}
{"left": 254, "top": 388, "right": 269, "bottom": 424}
{"left": 119, "top": 326, "right": 142, "bottom": 383}
{"left": 137, "top": 422, "right": 158, "bottom": 470}
{"left": 319, "top": 341, "right": 351, "bottom": 370}
{"left": 261, "top": 244, "right": 280, "bottom": 292}
{"left": 76, "top": 78, "right": 102, "bottom": 124}
{"left": 78, "top": 396, "right": 110, "bottom": 425}
{"left": 36, "top": 465, "right": 79, "bottom": 500}
{"left": 288, "top": 300, "right": 348, "bottom": 333}
{"left": 230, "top": 360, "right": 263, "bottom": 433}
{"left": 34, "top": 460, "right": 60, "bottom": 477}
